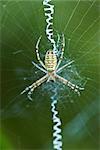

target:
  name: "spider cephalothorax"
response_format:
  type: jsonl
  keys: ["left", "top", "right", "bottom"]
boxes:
{"left": 21, "top": 35, "right": 84, "bottom": 100}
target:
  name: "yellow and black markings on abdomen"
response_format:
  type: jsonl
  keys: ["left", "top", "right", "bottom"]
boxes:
{"left": 45, "top": 51, "right": 57, "bottom": 71}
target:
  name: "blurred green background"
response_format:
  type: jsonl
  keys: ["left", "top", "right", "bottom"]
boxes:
{"left": 0, "top": 0, "right": 100, "bottom": 150}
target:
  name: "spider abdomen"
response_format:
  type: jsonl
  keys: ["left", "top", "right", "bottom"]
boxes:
{"left": 45, "top": 50, "right": 57, "bottom": 71}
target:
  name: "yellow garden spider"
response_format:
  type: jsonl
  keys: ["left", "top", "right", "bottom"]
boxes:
{"left": 21, "top": 34, "right": 84, "bottom": 100}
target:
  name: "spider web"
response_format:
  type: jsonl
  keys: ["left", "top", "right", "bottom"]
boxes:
{"left": 0, "top": 0, "right": 100, "bottom": 150}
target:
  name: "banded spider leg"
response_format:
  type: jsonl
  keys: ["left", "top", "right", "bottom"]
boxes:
{"left": 56, "top": 74, "right": 84, "bottom": 96}
{"left": 21, "top": 74, "right": 48, "bottom": 100}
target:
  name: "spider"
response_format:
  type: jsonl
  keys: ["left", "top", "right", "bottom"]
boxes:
{"left": 21, "top": 34, "right": 84, "bottom": 100}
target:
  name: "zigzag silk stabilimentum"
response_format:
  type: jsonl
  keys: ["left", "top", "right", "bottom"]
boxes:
{"left": 43, "top": 0, "right": 63, "bottom": 149}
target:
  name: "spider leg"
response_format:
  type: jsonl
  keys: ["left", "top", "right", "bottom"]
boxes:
{"left": 56, "top": 34, "right": 65, "bottom": 70}
{"left": 21, "top": 74, "right": 48, "bottom": 100}
{"left": 56, "top": 74, "right": 84, "bottom": 96}
{"left": 32, "top": 61, "right": 47, "bottom": 73}
{"left": 56, "top": 33, "right": 60, "bottom": 49}
{"left": 35, "top": 36, "right": 46, "bottom": 69}
{"left": 56, "top": 60, "right": 74, "bottom": 73}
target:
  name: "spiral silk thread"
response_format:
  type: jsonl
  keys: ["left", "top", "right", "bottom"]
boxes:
{"left": 43, "top": 0, "right": 63, "bottom": 149}
{"left": 51, "top": 99, "right": 62, "bottom": 150}
{"left": 43, "top": 0, "right": 57, "bottom": 54}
